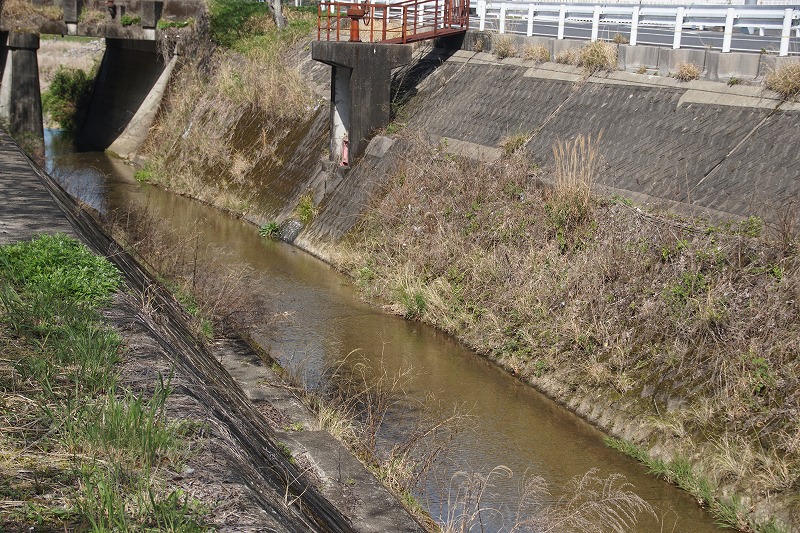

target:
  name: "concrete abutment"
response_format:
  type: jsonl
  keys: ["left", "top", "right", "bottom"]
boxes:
{"left": 312, "top": 41, "right": 411, "bottom": 163}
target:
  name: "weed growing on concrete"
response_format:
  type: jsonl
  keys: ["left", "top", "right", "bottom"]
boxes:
{"left": 555, "top": 48, "right": 579, "bottom": 66}
{"left": 764, "top": 60, "right": 800, "bottom": 99}
{"left": 1, "top": 0, "right": 62, "bottom": 21}
{"left": 294, "top": 193, "right": 317, "bottom": 225}
{"left": 499, "top": 131, "right": 530, "bottom": 156}
{"left": 305, "top": 352, "right": 463, "bottom": 525}
{"left": 673, "top": 62, "right": 701, "bottom": 82}
{"left": 578, "top": 41, "right": 617, "bottom": 74}
{"left": 259, "top": 221, "right": 281, "bottom": 238}
{"left": 612, "top": 32, "right": 629, "bottom": 44}
{"left": 493, "top": 35, "right": 517, "bottom": 60}
{"left": 120, "top": 13, "right": 141, "bottom": 26}
{"left": 522, "top": 44, "right": 550, "bottom": 63}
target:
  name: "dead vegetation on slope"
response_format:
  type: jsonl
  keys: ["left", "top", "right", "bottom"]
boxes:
{"left": 140, "top": 7, "right": 317, "bottom": 213}
{"left": 337, "top": 133, "right": 800, "bottom": 530}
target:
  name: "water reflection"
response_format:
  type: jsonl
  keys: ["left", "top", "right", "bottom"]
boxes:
{"left": 45, "top": 129, "right": 721, "bottom": 532}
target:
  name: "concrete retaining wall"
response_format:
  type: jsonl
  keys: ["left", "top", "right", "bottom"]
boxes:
{"left": 77, "top": 38, "right": 166, "bottom": 151}
{"left": 472, "top": 30, "right": 799, "bottom": 82}
{"left": 284, "top": 45, "right": 800, "bottom": 257}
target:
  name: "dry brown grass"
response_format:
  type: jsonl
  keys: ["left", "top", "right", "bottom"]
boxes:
{"left": 673, "top": 62, "right": 701, "bottom": 82}
{"left": 141, "top": 35, "right": 315, "bottom": 213}
{"left": 579, "top": 40, "right": 617, "bottom": 74}
{"left": 555, "top": 48, "right": 579, "bottom": 66}
{"left": 493, "top": 35, "right": 517, "bottom": 60}
{"left": 764, "top": 60, "right": 800, "bottom": 99}
{"left": 522, "top": 44, "right": 550, "bottom": 63}
{"left": 337, "top": 134, "right": 800, "bottom": 524}
{"left": 1, "top": 0, "right": 61, "bottom": 21}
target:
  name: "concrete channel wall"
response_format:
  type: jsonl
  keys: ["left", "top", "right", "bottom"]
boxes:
{"left": 293, "top": 43, "right": 800, "bottom": 255}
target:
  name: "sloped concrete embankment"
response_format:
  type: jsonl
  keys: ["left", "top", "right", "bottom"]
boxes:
{"left": 282, "top": 49, "right": 800, "bottom": 262}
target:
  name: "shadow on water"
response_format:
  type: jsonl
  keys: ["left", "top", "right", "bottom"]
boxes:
{"left": 44, "top": 129, "right": 722, "bottom": 533}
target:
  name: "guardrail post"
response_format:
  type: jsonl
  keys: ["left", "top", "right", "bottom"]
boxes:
{"left": 499, "top": 3, "right": 506, "bottom": 34}
{"left": 780, "top": 8, "right": 792, "bottom": 56}
{"left": 722, "top": 8, "right": 734, "bottom": 53}
{"left": 478, "top": 0, "right": 486, "bottom": 31}
{"left": 558, "top": 4, "right": 566, "bottom": 40}
{"left": 630, "top": 5, "right": 639, "bottom": 46}
{"left": 673, "top": 6, "right": 684, "bottom": 49}
{"left": 591, "top": 5, "right": 600, "bottom": 42}
{"left": 527, "top": 4, "right": 534, "bottom": 37}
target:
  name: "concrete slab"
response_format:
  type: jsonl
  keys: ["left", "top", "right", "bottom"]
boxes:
{"left": 618, "top": 44, "right": 661, "bottom": 71}
{"left": 552, "top": 38, "right": 584, "bottom": 60}
{"left": 0, "top": 131, "right": 76, "bottom": 243}
{"left": 658, "top": 48, "right": 708, "bottom": 76}
{"left": 365, "top": 135, "right": 395, "bottom": 158}
{"left": 708, "top": 51, "right": 761, "bottom": 81}
{"left": 441, "top": 137, "right": 502, "bottom": 162}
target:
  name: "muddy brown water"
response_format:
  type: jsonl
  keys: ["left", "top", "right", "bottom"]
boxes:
{"left": 45, "top": 130, "right": 722, "bottom": 532}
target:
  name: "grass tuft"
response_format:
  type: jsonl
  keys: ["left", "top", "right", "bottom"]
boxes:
{"left": 764, "top": 60, "right": 800, "bottom": 99}
{"left": 492, "top": 35, "right": 517, "bottom": 59}
{"left": 579, "top": 41, "right": 617, "bottom": 74}
{"left": 673, "top": 62, "right": 701, "bottom": 82}
{"left": 522, "top": 44, "right": 550, "bottom": 63}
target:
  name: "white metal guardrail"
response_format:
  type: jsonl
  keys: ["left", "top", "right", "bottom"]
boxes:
{"left": 474, "top": 2, "right": 800, "bottom": 55}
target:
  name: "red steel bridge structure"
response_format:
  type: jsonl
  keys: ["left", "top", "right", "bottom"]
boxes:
{"left": 317, "top": 0, "right": 470, "bottom": 44}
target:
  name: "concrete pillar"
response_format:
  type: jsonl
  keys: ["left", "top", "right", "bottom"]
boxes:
{"left": 312, "top": 41, "right": 411, "bottom": 162}
{"left": 331, "top": 66, "right": 352, "bottom": 164}
{"left": 0, "top": 32, "right": 44, "bottom": 145}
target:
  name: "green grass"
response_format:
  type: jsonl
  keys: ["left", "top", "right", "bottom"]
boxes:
{"left": 604, "top": 437, "right": 786, "bottom": 533}
{"left": 0, "top": 235, "right": 208, "bottom": 531}
{"left": 294, "top": 193, "right": 317, "bottom": 225}
{"left": 259, "top": 221, "right": 280, "bottom": 239}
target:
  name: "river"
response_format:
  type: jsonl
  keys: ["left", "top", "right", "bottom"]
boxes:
{"left": 45, "top": 129, "right": 722, "bottom": 532}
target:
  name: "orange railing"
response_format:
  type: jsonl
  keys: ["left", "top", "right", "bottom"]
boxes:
{"left": 317, "top": 0, "right": 469, "bottom": 44}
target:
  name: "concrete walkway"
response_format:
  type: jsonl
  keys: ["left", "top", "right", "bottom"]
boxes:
{"left": 0, "top": 130, "right": 74, "bottom": 243}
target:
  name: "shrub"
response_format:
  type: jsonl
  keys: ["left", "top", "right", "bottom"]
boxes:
{"left": 120, "top": 13, "right": 141, "bottom": 26}
{"left": 673, "top": 62, "right": 701, "bottom": 82}
{"left": 41, "top": 66, "right": 95, "bottom": 133}
{"left": 764, "top": 60, "right": 800, "bottom": 99}
{"left": 522, "top": 44, "right": 550, "bottom": 63}
{"left": 579, "top": 41, "right": 617, "bottom": 74}
{"left": 612, "top": 32, "right": 629, "bottom": 44}
{"left": 493, "top": 35, "right": 517, "bottom": 60}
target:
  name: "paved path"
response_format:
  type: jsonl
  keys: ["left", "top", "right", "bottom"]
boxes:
{"left": 0, "top": 131, "right": 75, "bottom": 243}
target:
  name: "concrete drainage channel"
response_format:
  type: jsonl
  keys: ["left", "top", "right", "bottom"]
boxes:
{"left": 16, "top": 140, "right": 423, "bottom": 533}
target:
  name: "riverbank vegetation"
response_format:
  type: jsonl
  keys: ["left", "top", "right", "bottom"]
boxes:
{"left": 140, "top": 2, "right": 318, "bottom": 213}
{"left": 335, "top": 133, "right": 799, "bottom": 531}
{"left": 0, "top": 234, "right": 209, "bottom": 530}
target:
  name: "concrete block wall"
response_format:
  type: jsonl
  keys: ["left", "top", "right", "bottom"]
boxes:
{"left": 397, "top": 47, "right": 799, "bottom": 225}
{"left": 477, "top": 31, "right": 793, "bottom": 82}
